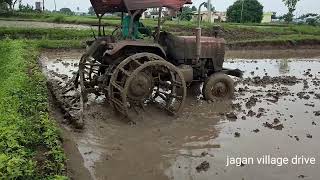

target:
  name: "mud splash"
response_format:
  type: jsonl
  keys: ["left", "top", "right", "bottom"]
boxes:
{"left": 41, "top": 50, "right": 320, "bottom": 180}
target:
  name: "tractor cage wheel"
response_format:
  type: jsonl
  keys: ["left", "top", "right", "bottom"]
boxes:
{"left": 108, "top": 53, "right": 187, "bottom": 117}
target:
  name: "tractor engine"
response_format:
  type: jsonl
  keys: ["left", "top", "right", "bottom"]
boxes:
{"left": 160, "top": 32, "right": 225, "bottom": 67}
{"left": 159, "top": 32, "right": 226, "bottom": 81}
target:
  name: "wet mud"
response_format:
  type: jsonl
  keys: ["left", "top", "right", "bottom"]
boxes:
{"left": 40, "top": 49, "right": 320, "bottom": 180}
{"left": 226, "top": 48, "right": 320, "bottom": 59}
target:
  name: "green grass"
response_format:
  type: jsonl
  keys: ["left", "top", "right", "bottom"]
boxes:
{"left": 0, "top": 40, "right": 66, "bottom": 179}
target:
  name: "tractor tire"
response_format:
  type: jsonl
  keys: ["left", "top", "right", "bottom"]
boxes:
{"left": 203, "top": 73, "right": 235, "bottom": 101}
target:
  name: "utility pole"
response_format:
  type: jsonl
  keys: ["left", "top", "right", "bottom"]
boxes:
{"left": 42, "top": 0, "right": 45, "bottom": 12}
{"left": 240, "top": 0, "right": 244, "bottom": 23}
{"left": 207, "top": 0, "right": 211, "bottom": 23}
{"left": 54, "top": 0, "right": 57, "bottom": 11}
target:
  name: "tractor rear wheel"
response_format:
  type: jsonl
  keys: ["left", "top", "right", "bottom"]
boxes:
{"left": 203, "top": 73, "right": 234, "bottom": 101}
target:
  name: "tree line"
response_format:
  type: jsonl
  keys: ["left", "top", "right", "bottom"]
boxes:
{"left": 226, "top": 0, "right": 303, "bottom": 23}
{"left": 1, "top": 0, "right": 317, "bottom": 25}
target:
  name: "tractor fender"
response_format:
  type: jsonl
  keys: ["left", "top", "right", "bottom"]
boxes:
{"left": 103, "top": 40, "right": 167, "bottom": 58}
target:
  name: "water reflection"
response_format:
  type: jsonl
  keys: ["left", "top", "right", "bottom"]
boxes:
{"left": 279, "top": 59, "right": 290, "bottom": 74}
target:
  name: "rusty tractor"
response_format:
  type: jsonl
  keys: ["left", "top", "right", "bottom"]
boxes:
{"left": 74, "top": 0, "right": 242, "bottom": 126}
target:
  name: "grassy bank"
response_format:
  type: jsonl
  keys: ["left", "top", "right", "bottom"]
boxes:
{"left": 0, "top": 40, "right": 66, "bottom": 179}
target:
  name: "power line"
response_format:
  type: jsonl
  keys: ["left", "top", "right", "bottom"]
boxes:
{"left": 42, "top": 0, "right": 44, "bottom": 11}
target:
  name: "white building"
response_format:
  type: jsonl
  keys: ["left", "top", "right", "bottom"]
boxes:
{"left": 262, "top": 12, "right": 274, "bottom": 23}
{"left": 192, "top": 11, "right": 226, "bottom": 23}
{"left": 144, "top": 8, "right": 171, "bottom": 19}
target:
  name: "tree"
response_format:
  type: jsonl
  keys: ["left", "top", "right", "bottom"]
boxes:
{"left": 59, "top": 8, "right": 74, "bottom": 15}
{"left": 298, "top": 13, "right": 318, "bottom": 19}
{"left": 226, "top": 0, "right": 263, "bottom": 23}
{"left": 282, "top": 0, "right": 300, "bottom": 22}
{"left": 271, "top": 12, "right": 277, "bottom": 19}
{"left": 0, "top": 2, "right": 9, "bottom": 13}
{"left": 298, "top": 13, "right": 319, "bottom": 26}
{"left": 204, "top": 3, "right": 215, "bottom": 12}
{"left": 18, "top": 3, "right": 34, "bottom": 12}
{"left": 88, "top": 6, "right": 95, "bottom": 15}
{"left": 1, "top": 0, "right": 19, "bottom": 11}
{"left": 178, "top": 6, "right": 193, "bottom": 21}
{"left": 191, "top": 6, "right": 197, "bottom": 11}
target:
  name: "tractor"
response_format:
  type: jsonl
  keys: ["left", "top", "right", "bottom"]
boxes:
{"left": 75, "top": 0, "right": 242, "bottom": 125}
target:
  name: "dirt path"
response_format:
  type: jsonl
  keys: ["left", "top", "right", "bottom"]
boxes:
{"left": 0, "top": 19, "right": 92, "bottom": 30}
{"left": 41, "top": 49, "right": 320, "bottom": 180}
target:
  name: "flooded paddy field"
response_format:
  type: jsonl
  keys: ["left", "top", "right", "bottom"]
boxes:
{"left": 40, "top": 49, "right": 320, "bottom": 180}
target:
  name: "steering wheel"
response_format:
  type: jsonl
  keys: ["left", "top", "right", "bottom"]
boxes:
{"left": 152, "top": 18, "right": 167, "bottom": 41}
{"left": 151, "top": 27, "right": 157, "bottom": 40}
{"left": 112, "top": 26, "right": 123, "bottom": 40}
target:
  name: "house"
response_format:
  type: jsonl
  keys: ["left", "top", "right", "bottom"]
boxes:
{"left": 192, "top": 11, "right": 226, "bottom": 23}
{"left": 35, "top": 1, "right": 42, "bottom": 11}
{"left": 214, "top": 11, "right": 227, "bottom": 22}
{"left": 262, "top": 12, "right": 275, "bottom": 23}
{"left": 144, "top": 8, "right": 170, "bottom": 19}
{"left": 75, "top": 12, "right": 88, "bottom": 16}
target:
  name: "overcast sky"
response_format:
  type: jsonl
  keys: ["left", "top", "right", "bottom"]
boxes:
{"left": 22, "top": 0, "right": 320, "bottom": 16}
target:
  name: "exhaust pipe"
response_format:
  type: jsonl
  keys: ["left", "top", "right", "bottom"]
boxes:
{"left": 196, "top": 2, "right": 206, "bottom": 62}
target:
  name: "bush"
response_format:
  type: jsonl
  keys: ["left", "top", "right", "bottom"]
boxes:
{"left": 306, "top": 18, "right": 316, "bottom": 26}
{"left": 59, "top": 8, "right": 74, "bottom": 15}
{"left": 52, "top": 15, "right": 66, "bottom": 23}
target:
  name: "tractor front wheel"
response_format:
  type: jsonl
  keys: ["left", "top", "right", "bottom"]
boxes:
{"left": 203, "top": 73, "right": 235, "bottom": 101}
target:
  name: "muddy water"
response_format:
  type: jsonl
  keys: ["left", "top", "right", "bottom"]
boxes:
{"left": 166, "top": 59, "right": 320, "bottom": 180}
{"left": 41, "top": 50, "right": 320, "bottom": 180}
{"left": 226, "top": 48, "right": 320, "bottom": 59}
